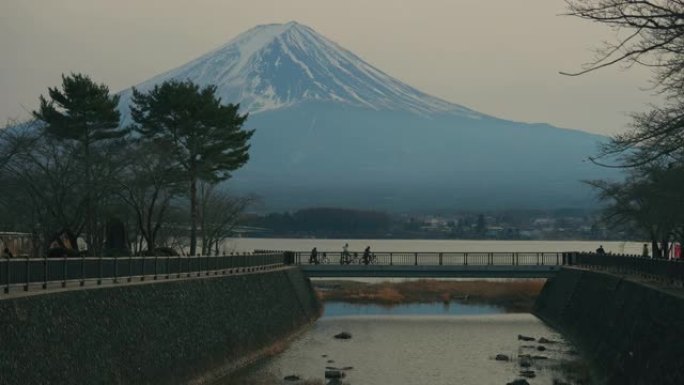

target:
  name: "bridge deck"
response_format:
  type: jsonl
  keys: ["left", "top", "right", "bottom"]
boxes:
{"left": 300, "top": 264, "right": 561, "bottom": 278}
{"left": 292, "top": 251, "right": 566, "bottom": 278}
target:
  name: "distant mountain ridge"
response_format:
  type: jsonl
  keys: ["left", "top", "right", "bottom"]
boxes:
{"left": 116, "top": 22, "right": 616, "bottom": 211}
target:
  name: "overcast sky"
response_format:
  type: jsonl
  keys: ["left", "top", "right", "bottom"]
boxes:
{"left": 0, "top": 0, "right": 659, "bottom": 136}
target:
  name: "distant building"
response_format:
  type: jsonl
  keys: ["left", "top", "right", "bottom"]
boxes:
{"left": 0, "top": 232, "right": 33, "bottom": 257}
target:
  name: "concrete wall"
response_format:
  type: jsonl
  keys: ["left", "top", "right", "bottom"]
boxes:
{"left": 534, "top": 267, "right": 684, "bottom": 385}
{"left": 0, "top": 267, "right": 321, "bottom": 385}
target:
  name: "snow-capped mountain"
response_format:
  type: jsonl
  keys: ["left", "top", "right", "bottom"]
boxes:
{"left": 116, "top": 22, "right": 617, "bottom": 211}
{"left": 118, "top": 21, "right": 481, "bottom": 119}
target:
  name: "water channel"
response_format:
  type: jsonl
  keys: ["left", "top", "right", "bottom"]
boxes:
{"left": 223, "top": 301, "right": 584, "bottom": 385}
{"left": 220, "top": 239, "right": 596, "bottom": 384}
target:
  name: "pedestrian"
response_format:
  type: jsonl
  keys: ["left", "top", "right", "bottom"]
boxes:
{"left": 340, "top": 243, "right": 350, "bottom": 264}
{"left": 596, "top": 245, "right": 606, "bottom": 255}
{"left": 2, "top": 247, "right": 13, "bottom": 259}
{"left": 642, "top": 243, "right": 649, "bottom": 258}
{"left": 309, "top": 247, "right": 319, "bottom": 264}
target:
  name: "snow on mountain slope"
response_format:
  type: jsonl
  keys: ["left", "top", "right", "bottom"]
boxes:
{"left": 117, "top": 21, "right": 484, "bottom": 119}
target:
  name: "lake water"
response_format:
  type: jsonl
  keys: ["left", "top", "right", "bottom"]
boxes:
{"left": 223, "top": 303, "right": 583, "bottom": 385}
{"left": 224, "top": 237, "right": 642, "bottom": 255}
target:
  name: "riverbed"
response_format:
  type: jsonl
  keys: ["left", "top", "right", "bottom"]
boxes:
{"left": 222, "top": 302, "right": 586, "bottom": 385}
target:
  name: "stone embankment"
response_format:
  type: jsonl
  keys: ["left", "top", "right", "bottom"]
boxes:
{"left": 0, "top": 267, "right": 320, "bottom": 385}
{"left": 534, "top": 267, "right": 684, "bottom": 384}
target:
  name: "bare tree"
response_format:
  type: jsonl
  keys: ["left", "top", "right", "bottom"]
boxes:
{"left": 198, "top": 183, "right": 255, "bottom": 255}
{"left": 2, "top": 130, "right": 86, "bottom": 252}
{"left": 117, "top": 141, "right": 183, "bottom": 254}
{"left": 565, "top": 1, "right": 684, "bottom": 164}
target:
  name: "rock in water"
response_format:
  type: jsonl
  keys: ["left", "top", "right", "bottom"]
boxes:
{"left": 519, "top": 370, "right": 536, "bottom": 378}
{"left": 519, "top": 356, "right": 533, "bottom": 368}
{"left": 495, "top": 354, "right": 510, "bottom": 361}
{"left": 334, "top": 332, "right": 352, "bottom": 339}
{"left": 506, "top": 380, "right": 530, "bottom": 385}
{"left": 517, "top": 334, "right": 535, "bottom": 342}
{"left": 325, "top": 370, "right": 345, "bottom": 379}
{"left": 283, "top": 375, "right": 300, "bottom": 381}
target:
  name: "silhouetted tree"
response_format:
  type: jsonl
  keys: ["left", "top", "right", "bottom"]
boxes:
{"left": 117, "top": 140, "right": 184, "bottom": 254}
{"left": 565, "top": 1, "right": 684, "bottom": 165}
{"left": 33, "top": 73, "right": 126, "bottom": 254}
{"left": 198, "top": 183, "right": 254, "bottom": 255}
{"left": 130, "top": 80, "right": 254, "bottom": 255}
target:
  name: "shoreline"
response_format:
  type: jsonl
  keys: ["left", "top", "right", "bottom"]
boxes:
{"left": 314, "top": 279, "right": 546, "bottom": 313}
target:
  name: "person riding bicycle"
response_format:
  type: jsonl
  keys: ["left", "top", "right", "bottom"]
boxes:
{"left": 363, "top": 246, "right": 371, "bottom": 265}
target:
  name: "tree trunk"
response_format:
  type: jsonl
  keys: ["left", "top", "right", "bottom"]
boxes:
{"left": 190, "top": 177, "right": 197, "bottom": 256}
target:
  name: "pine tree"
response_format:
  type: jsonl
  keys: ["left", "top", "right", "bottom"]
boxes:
{"left": 33, "top": 73, "right": 126, "bottom": 254}
{"left": 130, "top": 80, "right": 254, "bottom": 256}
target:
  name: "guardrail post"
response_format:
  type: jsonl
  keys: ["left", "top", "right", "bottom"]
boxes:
{"left": 4, "top": 257, "right": 10, "bottom": 294}
{"left": 80, "top": 254, "right": 85, "bottom": 286}
{"left": 128, "top": 255, "right": 133, "bottom": 282}
{"left": 141, "top": 255, "right": 146, "bottom": 281}
{"left": 390, "top": 252, "right": 393, "bottom": 266}
{"left": 42, "top": 255, "right": 48, "bottom": 290}
{"left": 414, "top": 253, "right": 418, "bottom": 266}
{"left": 62, "top": 255, "right": 67, "bottom": 288}
{"left": 97, "top": 256, "right": 102, "bottom": 285}
{"left": 25, "top": 256, "right": 30, "bottom": 291}
{"left": 439, "top": 253, "right": 443, "bottom": 266}
{"left": 464, "top": 253, "right": 468, "bottom": 266}
{"left": 113, "top": 256, "right": 118, "bottom": 284}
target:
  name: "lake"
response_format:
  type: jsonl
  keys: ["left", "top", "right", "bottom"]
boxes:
{"left": 224, "top": 237, "right": 642, "bottom": 255}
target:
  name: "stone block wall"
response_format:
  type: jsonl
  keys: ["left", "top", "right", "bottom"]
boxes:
{"left": 534, "top": 268, "right": 684, "bottom": 385}
{"left": 0, "top": 267, "right": 320, "bottom": 385}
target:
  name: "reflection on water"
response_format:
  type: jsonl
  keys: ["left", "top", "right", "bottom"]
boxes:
{"left": 224, "top": 304, "right": 579, "bottom": 385}
{"left": 323, "top": 301, "right": 501, "bottom": 317}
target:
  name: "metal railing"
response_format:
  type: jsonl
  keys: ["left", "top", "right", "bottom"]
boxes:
{"left": 569, "top": 252, "right": 684, "bottom": 284}
{"left": 287, "top": 251, "right": 566, "bottom": 266}
{"left": 0, "top": 252, "right": 285, "bottom": 295}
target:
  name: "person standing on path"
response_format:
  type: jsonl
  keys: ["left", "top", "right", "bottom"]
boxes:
{"left": 340, "top": 243, "right": 350, "bottom": 264}
{"left": 309, "top": 247, "right": 319, "bottom": 264}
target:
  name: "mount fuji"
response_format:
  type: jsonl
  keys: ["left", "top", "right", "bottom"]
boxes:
{"left": 117, "top": 22, "right": 614, "bottom": 211}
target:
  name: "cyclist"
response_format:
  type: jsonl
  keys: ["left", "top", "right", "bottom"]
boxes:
{"left": 363, "top": 246, "right": 371, "bottom": 265}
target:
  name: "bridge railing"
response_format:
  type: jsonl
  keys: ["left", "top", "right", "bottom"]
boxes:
{"left": 0, "top": 252, "right": 286, "bottom": 295}
{"left": 290, "top": 251, "right": 565, "bottom": 266}
{"left": 569, "top": 252, "right": 684, "bottom": 284}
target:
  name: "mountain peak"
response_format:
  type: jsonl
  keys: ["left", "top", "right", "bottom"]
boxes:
{"left": 117, "top": 22, "right": 482, "bottom": 118}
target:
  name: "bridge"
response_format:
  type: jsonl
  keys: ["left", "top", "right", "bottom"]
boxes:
{"left": 2, "top": 250, "right": 682, "bottom": 297}
{"left": 289, "top": 251, "right": 568, "bottom": 278}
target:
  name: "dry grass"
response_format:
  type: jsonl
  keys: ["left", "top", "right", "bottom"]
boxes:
{"left": 221, "top": 374, "right": 324, "bottom": 385}
{"left": 316, "top": 279, "right": 545, "bottom": 312}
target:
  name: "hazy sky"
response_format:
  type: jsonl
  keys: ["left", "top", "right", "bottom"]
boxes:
{"left": 1, "top": 0, "right": 659, "bottom": 136}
